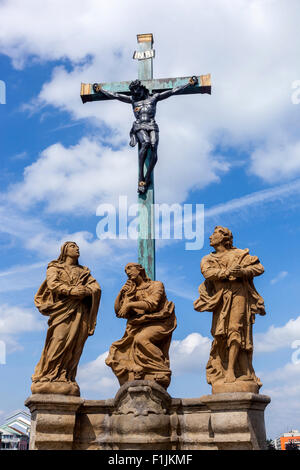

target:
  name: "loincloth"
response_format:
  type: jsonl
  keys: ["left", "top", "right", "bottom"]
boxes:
{"left": 130, "top": 120, "right": 159, "bottom": 134}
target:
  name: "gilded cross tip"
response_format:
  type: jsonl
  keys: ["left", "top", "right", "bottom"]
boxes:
{"left": 137, "top": 33, "right": 154, "bottom": 44}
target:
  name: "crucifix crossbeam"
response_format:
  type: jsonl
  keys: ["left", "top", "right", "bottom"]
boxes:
{"left": 80, "top": 74, "right": 211, "bottom": 103}
{"left": 80, "top": 33, "right": 211, "bottom": 281}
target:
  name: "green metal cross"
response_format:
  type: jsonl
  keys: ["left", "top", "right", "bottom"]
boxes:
{"left": 81, "top": 33, "right": 211, "bottom": 280}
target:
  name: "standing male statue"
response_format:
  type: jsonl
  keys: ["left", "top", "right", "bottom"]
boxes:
{"left": 31, "top": 241, "right": 101, "bottom": 396}
{"left": 194, "top": 226, "right": 266, "bottom": 393}
{"left": 93, "top": 76, "right": 198, "bottom": 194}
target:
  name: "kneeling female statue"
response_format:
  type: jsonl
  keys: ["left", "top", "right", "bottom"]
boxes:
{"left": 105, "top": 263, "right": 177, "bottom": 389}
{"left": 31, "top": 241, "right": 101, "bottom": 396}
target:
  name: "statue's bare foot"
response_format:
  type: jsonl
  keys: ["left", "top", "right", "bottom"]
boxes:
{"left": 224, "top": 370, "right": 236, "bottom": 383}
{"left": 138, "top": 181, "right": 147, "bottom": 194}
{"left": 130, "top": 135, "right": 137, "bottom": 147}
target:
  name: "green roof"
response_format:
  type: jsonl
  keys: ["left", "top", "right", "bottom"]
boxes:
{"left": 0, "top": 424, "right": 24, "bottom": 436}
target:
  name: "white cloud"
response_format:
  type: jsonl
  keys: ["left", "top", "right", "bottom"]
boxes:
{"left": 0, "top": 304, "right": 44, "bottom": 352}
{"left": 260, "top": 362, "right": 300, "bottom": 438}
{"left": 34, "top": 63, "right": 132, "bottom": 147}
{"left": 77, "top": 351, "right": 119, "bottom": 398}
{"left": 170, "top": 333, "right": 211, "bottom": 376}
{"left": 0, "top": 200, "right": 135, "bottom": 275}
{"left": 0, "top": 0, "right": 140, "bottom": 68}
{"left": 8, "top": 138, "right": 137, "bottom": 213}
{"left": 7, "top": 133, "right": 228, "bottom": 213}
{"left": 250, "top": 141, "right": 300, "bottom": 183}
{"left": 0, "top": 262, "right": 46, "bottom": 293}
{"left": 263, "top": 362, "right": 300, "bottom": 385}
{"left": 0, "top": 262, "right": 45, "bottom": 278}
{"left": 0, "top": 304, "right": 41, "bottom": 335}
{"left": 205, "top": 179, "right": 300, "bottom": 220}
{"left": 166, "top": 286, "right": 196, "bottom": 302}
{"left": 1, "top": 0, "right": 299, "bottom": 189}
{"left": 77, "top": 333, "right": 211, "bottom": 397}
{"left": 8, "top": 124, "right": 228, "bottom": 214}
{"left": 255, "top": 316, "right": 300, "bottom": 353}
{"left": 264, "top": 392, "right": 300, "bottom": 439}
{"left": 270, "top": 270, "right": 288, "bottom": 285}
{"left": 8, "top": 142, "right": 300, "bottom": 221}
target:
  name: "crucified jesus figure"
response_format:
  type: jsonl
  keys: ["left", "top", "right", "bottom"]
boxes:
{"left": 93, "top": 76, "right": 198, "bottom": 194}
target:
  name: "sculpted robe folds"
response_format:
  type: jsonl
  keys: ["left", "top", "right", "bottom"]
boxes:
{"left": 32, "top": 261, "right": 101, "bottom": 395}
{"left": 106, "top": 280, "right": 177, "bottom": 389}
{"left": 194, "top": 248, "right": 265, "bottom": 390}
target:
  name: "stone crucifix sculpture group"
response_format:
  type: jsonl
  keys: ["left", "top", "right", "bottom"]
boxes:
{"left": 31, "top": 224, "right": 265, "bottom": 397}
{"left": 31, "top": 34, "right": 266, "bottom": 398}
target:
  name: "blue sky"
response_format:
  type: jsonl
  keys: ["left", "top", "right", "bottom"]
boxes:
{"left": 0, "top": 0, "right": 300, "bottom": 440}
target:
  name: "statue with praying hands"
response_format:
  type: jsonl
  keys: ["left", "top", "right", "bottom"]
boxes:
{"left": 93, "top": 76, "right": 198, "bottom": 194}
{"left": 193, "top": 226, "right": 266, "bottom": 394}
{"left": 31, "top": 241, "right": 101, "bottom": 396}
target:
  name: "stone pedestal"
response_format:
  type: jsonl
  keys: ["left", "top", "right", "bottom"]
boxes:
{"left": 100, "top": 381, "right": 173, "bottom": 450}
{"left": 25, "top": 394, "right": 83, "bottom": 450}
{"left": 25, "top": 383, "right": 270, "bottom": 450}
{"left": 200, "top": 393, "right": 270, "bottom": 450}
{"left": 212, "top": 381, "right": 259, "bottom": 394}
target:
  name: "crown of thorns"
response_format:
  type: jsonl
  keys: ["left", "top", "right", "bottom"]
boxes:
{"left": 129, "top": 80, "right": 149, "bottom": 94}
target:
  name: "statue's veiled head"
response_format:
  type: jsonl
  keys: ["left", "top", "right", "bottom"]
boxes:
{"left": 209, "top": 226, "right": 233, "bottom": 249}
{"left": 129, "top": 80, "right": 149, "bottom": 101}
{"left": 57, "top": 241, "right": 80, "bottom": 263}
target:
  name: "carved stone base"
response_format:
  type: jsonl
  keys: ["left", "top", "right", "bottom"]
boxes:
{"left": 31, "top": 381, "right": 80, "bottom": 396}
{"left": 25, "top": 383, "right": 270, "bottom": 450}
{"left": 200, "top": 393, "right": 270, "bottom": 450}
{"left": 25, "top": 394, "right": 83, "bottom": 450}
{"left": 212, "top": 380, "right": 259, "bottom": 394}
{"left": 103, "top": 381, "right": 172, "bottom": 450}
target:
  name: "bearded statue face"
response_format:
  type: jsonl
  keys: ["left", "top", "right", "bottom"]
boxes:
{"left": 125, "top": 263, "right": 141, "bottom": 280}
{"left": 209, "top": 226, "right": 233, "bottom": 249}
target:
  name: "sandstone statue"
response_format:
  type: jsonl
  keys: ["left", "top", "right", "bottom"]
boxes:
{"left": 31, "top": 241, "right": 101, "bottom": 396}
{"left": 106, "top": 263, "right": 177, "bottom": 389}
{"left": 194, "top": 226, "right": 266, "bottom": 393}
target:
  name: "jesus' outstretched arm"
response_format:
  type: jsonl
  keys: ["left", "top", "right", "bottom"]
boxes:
{"left": 155, "top": 76, "right": 198, "bottom": 101}
{"left": 93, "top": 84, "right": 132, "bottom": 103}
